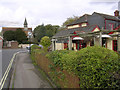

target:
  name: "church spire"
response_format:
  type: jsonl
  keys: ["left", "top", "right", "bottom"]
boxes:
{"left": 24, "top": 18, "right": 28, "bottom": 27}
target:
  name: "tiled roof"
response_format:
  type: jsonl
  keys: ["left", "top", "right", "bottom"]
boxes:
{"left": 67, "top": 14, "right": 91, "bottom": 26}
{"left": 93, "top": 12, "right": 120, "bottom": 21}
{"left": 53, "top": 25, "right": 97, "bottom": 38}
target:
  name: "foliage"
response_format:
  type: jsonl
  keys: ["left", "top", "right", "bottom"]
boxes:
{"left": 46, "top": 50, "right": 70, "bottom": 68}
{"left": 46, "top": 46, "right": 120, "bottom": 88}
{"left": 3, "top": 28, "right": 27, "bottom": 44}
{"left": 40, "top": 36, "right": 51, "bottom": 49}
{"left": 3, "top": 31, "right": 16, "bottom": 41}
{"left": 33, "top": 24, "right": 60, "bottom": 42}
{"left": 62, "top": 16, "right": 79, "bottom": 28}
{"left": 15, "top": 28, "right": 28, "bottom": 44}
{"left": 31, "top": 44, "right": 41, "bottom": 50}
{"left": 33, "top": 24, "right": 46, "bottom": 42}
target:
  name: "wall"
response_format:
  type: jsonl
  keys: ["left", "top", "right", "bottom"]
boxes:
{"left": 88, "top": 13, "right": 104, "bottom": 29}
{"left": 107, "top": 38, "right": 112, "bottom": 50}
{"left": 67, "top": 25, "right": 80, "bottom": 29}
{"left": 55, "top": 43, "right": 64, "bottom": 50}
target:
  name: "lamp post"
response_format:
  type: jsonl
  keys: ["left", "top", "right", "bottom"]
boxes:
{"left": 28, "top": 31, "right": 32, "bottom": 53}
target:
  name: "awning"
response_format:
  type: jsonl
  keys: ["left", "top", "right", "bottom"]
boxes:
{"left": 73, "top": 37, "right": 84, "bottom": 40}
{"left": 97, "top": 35, "right": 111, "bottom": 38}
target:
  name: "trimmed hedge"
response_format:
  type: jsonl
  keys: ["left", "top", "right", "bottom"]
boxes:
{"left": 47, "top": 46, "right": 120, "bottom": 88}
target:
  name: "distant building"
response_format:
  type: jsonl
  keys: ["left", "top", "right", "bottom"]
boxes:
{"left": 0, "top": 36, "right": 3, "bottom": 49}
{"left": 2, "top": 18, "right": 32, "bottom": 38}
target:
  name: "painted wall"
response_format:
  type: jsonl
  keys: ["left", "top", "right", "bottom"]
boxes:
{"left": 118, "top": 37, "right": 120, "bottom": 51}
{"left": 105, "top": 19, "right": 120, "bottom": 30}
{"left": 88, "top": 13, "right": 105, "bottom": 29}
{"left": 55, "top": 43, "right": 64, "bottom": 50}
{"left": 107, "top": 38, "right": 112, "bottom": 50}
{"left": 68, "top": 25, "right": 80, "bottom": 29}
{"left": 81, "top": 23, "right": 87, "bottom": 27}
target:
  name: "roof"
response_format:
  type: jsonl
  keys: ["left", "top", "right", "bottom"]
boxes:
{"left": 53, "top": 25, "right": 97, "bottom": 38}
{"left": 67, "top": 14, "right": 91, "bottom": 26}
{"left": 24, "top": 18, "right": 28, "bottom": 25}
{"left": 93, "top": 12, "right": 120, "bottom": 21}
{"left": 68, "top": 12, "right": 120, "bottom": 26}
{"left": 2, "top": 27, "right": 32, "bottom": 32}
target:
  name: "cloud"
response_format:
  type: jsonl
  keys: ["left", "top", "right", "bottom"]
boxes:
{"left": 0, "top": 0, "right": 119, "bottom": 32}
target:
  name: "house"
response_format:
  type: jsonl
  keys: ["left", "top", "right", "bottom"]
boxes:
{"left": 52, "top": 10, "right": 120, "bottom": 52}
{"left": 2, "top": 18, "right": 32, "bottom": 38}
{"left": 0, "top": 36, "right": 3, "bottom": 49}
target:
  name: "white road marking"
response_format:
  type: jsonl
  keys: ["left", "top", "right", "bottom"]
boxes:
{"left": 0, "top": 51, "right": 27, "bottom": 89}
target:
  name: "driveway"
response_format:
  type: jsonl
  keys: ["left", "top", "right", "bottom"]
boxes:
{"left": 11, "top": 52, "right": 52, "bottom": 88}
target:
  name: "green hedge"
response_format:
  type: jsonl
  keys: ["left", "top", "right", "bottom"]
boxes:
{"left": 47, "top": 46, "right": 120, "bottom": 88}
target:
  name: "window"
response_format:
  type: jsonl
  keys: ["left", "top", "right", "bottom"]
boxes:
{"left": 109, "top": 23, "right": 113, "bottom": 30}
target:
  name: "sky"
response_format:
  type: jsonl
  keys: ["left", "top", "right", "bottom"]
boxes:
{"left": 0, "top": 0, "right": 120, "bottom": 31}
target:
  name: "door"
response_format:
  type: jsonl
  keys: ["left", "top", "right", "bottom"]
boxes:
{"left": 113, "top": 40, "right": 117, "bottom": 52}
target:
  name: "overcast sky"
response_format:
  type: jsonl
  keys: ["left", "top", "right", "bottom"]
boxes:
{"left": 0, "top": 0, "right": 120, "bottom": 31}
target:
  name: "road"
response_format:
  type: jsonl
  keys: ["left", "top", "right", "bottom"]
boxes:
{"left": 1, "top": 49, "right": 27, "bottom": 88}
{"left": 13, "top": 52, "right": 51, "bottom": 88}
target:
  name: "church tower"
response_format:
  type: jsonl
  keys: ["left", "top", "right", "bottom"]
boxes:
{"left": 24, "top": 18, "right": 28, "bottom": 31}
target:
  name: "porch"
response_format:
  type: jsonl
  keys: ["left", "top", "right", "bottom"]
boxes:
{"left": 52, "top": 29, "right": 120, "bottom": 52}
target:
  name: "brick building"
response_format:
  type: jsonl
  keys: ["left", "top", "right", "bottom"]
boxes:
{"left": 2, "top": 18, "right": 32, "bottom": 37}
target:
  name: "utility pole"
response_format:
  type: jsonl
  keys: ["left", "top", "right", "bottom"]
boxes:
{"left": 99, "top": 30, "right": 102, "bottom": 46}
{"left": 68, "top": 36, "right": 72, "bottom": 50}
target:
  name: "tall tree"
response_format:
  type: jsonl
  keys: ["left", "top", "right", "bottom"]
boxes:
{"left": 33, "top": 24, "right": 46, "bottom": 42}
{"left": 33, "top": 24, "right": 59, "bottom": 42}
{"left": 15, "top": 28, "right": 27, "bottom": 44}
{"left": 3, "top": 28, "right": 27, "bottom": 44}
{"left": 62, "top": 16, "right": 79, "bottom": 28}
{"left": 3, "top": 31, "right": 15, "bottom": 41}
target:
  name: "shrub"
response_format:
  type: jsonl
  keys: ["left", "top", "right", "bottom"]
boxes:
{"left": 30, "top": 44, "right": 41, "bottom": 60}
{"left": 47, "top": 46, "right": 120, "bottom": 88}
{"left": 40, "top": 36, "right": 51, "bottom": 48}
{"left": 46, "top": 50, "right": 70, "bottom": 68}
{"left": 76, "top": 46, "right": 120, "bottom": 88}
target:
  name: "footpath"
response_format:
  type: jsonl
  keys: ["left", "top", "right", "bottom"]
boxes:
{"left": 10, "top": 52, "right": 52, "bottom": 88}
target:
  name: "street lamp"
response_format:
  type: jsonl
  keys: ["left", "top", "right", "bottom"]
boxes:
{"left": 28, "top": 31, "right": 32, "bottom": 53}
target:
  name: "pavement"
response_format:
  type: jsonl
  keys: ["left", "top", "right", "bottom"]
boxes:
{"left": 10, "top": 52, "right": 52, "bottom": 88}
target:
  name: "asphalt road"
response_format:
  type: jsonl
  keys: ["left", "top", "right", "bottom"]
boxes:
{"left": 1, "top": 48, "right": 27, "bottom": 88}
{"left": 13, "top": 53, "right": 51, "bottom": 88}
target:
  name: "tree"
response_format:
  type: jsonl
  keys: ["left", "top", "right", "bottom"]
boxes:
{"left": 57, "top": 16, "right": 79, "bottom": 32}
{"left": 40, "top": 36, "right": 51, "bottom": 49}
{"left": 33, "top": 24, "right": 46, "bottom": 42}
{"left": 15, "top": 28, "right": 28, "bottom": 44}
{"left": 3, "top": 28, "right": 27, "bottom": 44}
{"left": 45, "top": 24, "right": 60, "bottom": 38}
{"left": 33, "top": 24, "right": 60, "bottom": 42}
{"left": 3, "top": 31, "right": 15, "bottom": 41}
{"left": 62, "top": 16, "right": 79, "bottom": 28}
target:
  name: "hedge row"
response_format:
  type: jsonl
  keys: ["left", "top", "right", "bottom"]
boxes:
{"left": 46, "top": 46, "right": 120, "bottom": 88}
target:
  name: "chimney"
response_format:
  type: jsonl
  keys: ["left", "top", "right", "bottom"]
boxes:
{"left": 114, "top": 10, "right": 119, "bottom": 16}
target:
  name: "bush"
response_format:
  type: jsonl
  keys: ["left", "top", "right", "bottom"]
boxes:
{"left": 31, "top": 44, "right": 41, "bottom": 50}
{"left": 76, "top": 46, "right": 120, "bottom": 88}
{"left": 40, "top": 36, "right": 51, "bottom": 48}
{"left": 46, "top": 46, "right": 120, "bottom": 88}
{"left": 46, "top": 50, "right": 70, "bottom": 68}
